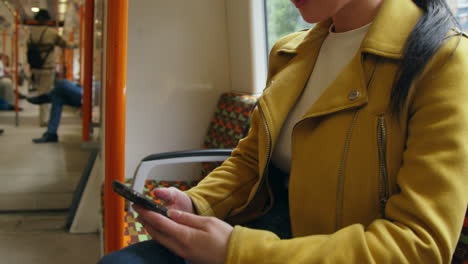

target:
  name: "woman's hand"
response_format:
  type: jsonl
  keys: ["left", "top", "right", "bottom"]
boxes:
{"left": 134, "top": 205, "right": 233, "bottom": 264}
{"left": 152, "top": 187, "right": 195, "bottom": 213}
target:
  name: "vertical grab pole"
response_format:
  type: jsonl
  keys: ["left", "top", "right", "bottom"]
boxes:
{"left": 66, "top": 29, "right": 75, "bottom": 81}
{"left": 10, "top": 22, "right": 15, "bottom": 125}
{"left": 2, "top": 30, "right": 6, "bottom": 66}
{"left": 82, "top": 0, "right": 94, "bottom": 142}
{"left": 79, "top": 5, "right": 84, "bottom": 85}
{"left": 14, "top": 10, "right": 19, "bottom": 126}
{"left": 10, "top": 31, "right": 13, "bottom": 75}
{"left": 104, "top": 0, "right": 127, "bottom": 253}
{"left": 56, "top": 0, "right": 62, "bottom": 79}
{"left": 10, "top": 32, "right": 13, "bottom": 87}
{"left": 2, "top": 29, "right": 6, "bottom": 107}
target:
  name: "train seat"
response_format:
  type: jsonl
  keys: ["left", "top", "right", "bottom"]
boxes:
{"left": 103, "top": 92, "right": 258, "bottom": 246}
{"left": 453, "top": 209, "right": 468, "bottom": 263}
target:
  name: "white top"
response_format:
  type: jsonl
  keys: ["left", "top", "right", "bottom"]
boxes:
{"left": 272, "top": 23, "right": 372, "bottom": 173}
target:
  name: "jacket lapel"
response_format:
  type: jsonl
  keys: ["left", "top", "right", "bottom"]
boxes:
{"left": 259, "top": 36, "right": 325, "bottom": 147}
{"left": 301, "top": 0, "right": 422, "bottom": 119}
{"left": 301, "top": 52, "right": 368, "bottom": 120}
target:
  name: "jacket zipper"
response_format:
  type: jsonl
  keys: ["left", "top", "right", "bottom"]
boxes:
{"left": 256, "top": 104, "right": 273, "bottom": 211}
{"left": 377, "top": 115, "right": 390, "bottom": 218}
{"left": 335, "top": 111, "right": 360, "bottom": 230}
{"left": 334, "top": 56, "right": 379, "bottom": 228}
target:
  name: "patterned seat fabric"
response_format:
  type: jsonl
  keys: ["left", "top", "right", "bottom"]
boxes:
{"left": 200, "top": 92, "right": 258, "bottom": 177}
{"left": 452, "top": 209, "right": 468, "bottom": 264}
{"left": 121, "top": 92, "right": 258, "bottom": 246}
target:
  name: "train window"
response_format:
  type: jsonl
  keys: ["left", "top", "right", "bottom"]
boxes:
{"left": 264, "top": 0, "right": 312, "bottom": 52}
{"left": 264, "top": 0, "right": 467, "bottom": 54}
{"left": 456, "top": 0, "right": 468, "bottom": 30}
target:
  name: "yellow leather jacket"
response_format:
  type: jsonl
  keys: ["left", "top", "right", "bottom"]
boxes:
{"left": 186, "top": 0, "right": 468, "bottom": 262}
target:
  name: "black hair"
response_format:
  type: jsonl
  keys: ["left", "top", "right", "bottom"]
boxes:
{"left": 34, "top": 9, "right": 51, "bottom": 21}
{"left": 391, "top": 0, "right": 462, "bottom": 116}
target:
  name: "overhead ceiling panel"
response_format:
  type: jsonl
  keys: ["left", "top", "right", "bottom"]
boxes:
{"left": 0, "top": 1, "right": 16, "bottom": 29}
{"left": 6, "top": 0, "right": 59, "bottom": 21}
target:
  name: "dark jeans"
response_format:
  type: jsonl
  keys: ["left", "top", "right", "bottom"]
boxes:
{"left": 98, "top": 165, "right": 291, "bottom": 264}
{"left": 47, "top": 80, "right": 82, "bottom": 134}
{"left": 0, "top": 96, "right": 9, "bottom": 110}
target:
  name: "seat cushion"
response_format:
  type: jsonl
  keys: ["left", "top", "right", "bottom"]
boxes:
{"left": 122, "top": 179, "right": 198, "bottom": 246}
{"left": 124, "top": 211, "right": 152, "bottom": 246}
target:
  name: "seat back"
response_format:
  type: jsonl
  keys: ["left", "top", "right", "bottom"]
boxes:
{"left": 200, "top": 92, "right": 258, "bottom": 177}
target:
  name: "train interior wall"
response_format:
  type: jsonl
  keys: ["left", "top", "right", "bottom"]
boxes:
{"left": 0, "top": 0, "right": 269, "bottom": 262}
{"left": 124, "top": 0, "right": 266, "bottom": 181}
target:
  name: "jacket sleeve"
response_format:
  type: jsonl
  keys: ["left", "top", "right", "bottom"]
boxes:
{"left": 55, "top": 32, "right": 77, "bottom": 49}
{"left": 184, "top": 107, "right": 262, "bottom": 219}
{"left": 186, "top": 107, "right": 258, "bottom": 219}
{"left": 184, "top": 32, "right": 301, "bottom": 219}
{"left": 224, "top": 37, "right": 468, "bottom": 263}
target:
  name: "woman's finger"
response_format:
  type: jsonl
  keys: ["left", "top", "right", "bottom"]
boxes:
{"left": 168, "top": 209, "right": 213, "bottom": 230}
{"left": 137, "top": 216, "right": 185, "bottom": 257}
{"left": 134, "top": 205, "right": 193, "bottom": 242}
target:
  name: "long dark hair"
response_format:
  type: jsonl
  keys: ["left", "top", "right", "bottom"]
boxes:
{"left": 390, "top": 0, "right": 462, "bottom": 116}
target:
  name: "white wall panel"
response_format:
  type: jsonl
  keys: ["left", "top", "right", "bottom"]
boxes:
{"left": 125, "top": 0, "right": 231, "bottom": 179}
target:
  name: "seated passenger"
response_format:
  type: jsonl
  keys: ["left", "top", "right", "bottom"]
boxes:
{"left": 0, "top": 96, "right": 13, "bottom": 110}
{"left": 99, "top": 0, "right": 468, "bottom": 263}
{"left": 26, "top": 79, "right": 82, "bottom": 143}
{"left": 0, "top": 55, "right": 23, "bottom": 111}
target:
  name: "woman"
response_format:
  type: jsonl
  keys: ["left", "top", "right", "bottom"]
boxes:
{"left": 100, "top": 0, "right": 468, "bottom": 263}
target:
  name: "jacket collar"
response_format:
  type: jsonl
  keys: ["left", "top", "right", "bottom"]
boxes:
{"left": 276, "top": 0, "right": 422, "bottom": 59}
{"left": 258, "top": 0, "right": 423, "bottom": 146}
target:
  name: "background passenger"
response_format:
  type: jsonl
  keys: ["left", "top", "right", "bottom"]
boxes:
{"left": 28, "top": 9, "right": 78, "bottom": 127}
{"left": 99, "top": 0, "right": 468, "bottom": 263}
{"left": 0, "top": 54, "right": 23, "bottom": 111}
{"left": 27, "top": 79, "right": 82, "bottom": 143}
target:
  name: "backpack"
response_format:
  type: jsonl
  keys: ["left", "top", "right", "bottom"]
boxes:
{"left": 27, "top": 28, "right": 53, "bottom": 69}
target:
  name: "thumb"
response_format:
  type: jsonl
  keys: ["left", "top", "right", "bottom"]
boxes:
{"left": 168, "top": 209, "right": 208, "bottom": 230}
{"left": 153, "top": 187, "right": 176, "bottom": 203}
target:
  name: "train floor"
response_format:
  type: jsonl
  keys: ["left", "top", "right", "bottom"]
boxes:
{"left": 0, "top": 98, "right": 100, "bottom": 263}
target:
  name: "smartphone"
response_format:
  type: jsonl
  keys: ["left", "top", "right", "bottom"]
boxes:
{"left": 111, "top": 180, "right": 168, "bottom": 217}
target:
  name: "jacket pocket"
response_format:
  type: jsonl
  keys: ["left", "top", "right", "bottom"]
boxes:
{"left": 377, "top": 115, "right": 390, "bottom": 218}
